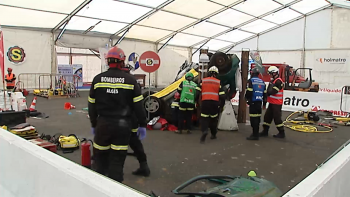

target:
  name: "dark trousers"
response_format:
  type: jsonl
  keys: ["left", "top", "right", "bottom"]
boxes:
{"left": 249, "top": 101, "right": 263, "bottom": 137}
{"left": 200, "top": 100, "right": 219, "bottom": 136}
{"left": 178, "top": 102, "right": 194, "bottom": 131}
{"left": 172, "top": 108, "right": 179, "bottom": 127}
{"left": 93, "top": 117, "right": 131, "bottom": 182}
{"left": 262, "top": 103, "right": 285, "bottom": 133}
{"left": 129, "top": 130, "right": 147, "bottom": 163}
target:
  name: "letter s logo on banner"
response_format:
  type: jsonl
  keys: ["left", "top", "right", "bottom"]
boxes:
{"left": 7, "top": 46, "right": 26, "bottom": 64}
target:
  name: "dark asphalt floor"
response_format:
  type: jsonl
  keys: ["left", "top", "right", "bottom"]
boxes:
{"left": 25, "top": 91, "right": 350, "bottom": 197}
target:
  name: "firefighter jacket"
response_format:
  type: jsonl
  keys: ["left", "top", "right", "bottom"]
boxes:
{"left": 199, "top": 77, "right": 225, "bottom": 101}
{"left": 5, "top": 73, "right": 16, "bottom": 87}
{"left": 245, "top": 77, "right": 266, "bottom": 103}
{"left": 267, "top": 77, "right": 284, "bottom": 105}
{"left": 88, "top": 68, "right": 147, "bottom": 128}
{"left": 177, "top": 80, "right": 199, "bottom": 104}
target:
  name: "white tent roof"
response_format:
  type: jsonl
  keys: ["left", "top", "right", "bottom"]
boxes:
{"left": 0, "top": 0, "right": 348, "bottom": 51}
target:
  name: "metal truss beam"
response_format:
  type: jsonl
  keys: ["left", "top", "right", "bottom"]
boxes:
{"left": 218, "top": 4, "right": 333, "bottom": 52}
{"left": 110, "top": 0, "right": 175, "bottom": 39}
{"left": 157, "top": 34, "right": 176, "bottom": 53}
{"left": 52, "top": 0, "right": 92, "bottom": 32}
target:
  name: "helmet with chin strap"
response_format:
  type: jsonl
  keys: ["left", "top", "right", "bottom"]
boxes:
{"left": 106, "top": 46, "right": 126, "bottom": 69}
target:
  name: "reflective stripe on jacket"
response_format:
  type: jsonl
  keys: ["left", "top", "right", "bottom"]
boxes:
{"left": 201, "top": 77, "right": 220, "bottom": 101}
{"left": 267, "top": 77, "right": 283, "bottom": 105}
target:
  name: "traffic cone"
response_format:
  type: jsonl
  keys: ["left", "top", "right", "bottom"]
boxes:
{"left": 64, "top": 102, "right": 76, "bottom": 110}
{"left": 29, "top": 97, "right": 37, "bottom": 112}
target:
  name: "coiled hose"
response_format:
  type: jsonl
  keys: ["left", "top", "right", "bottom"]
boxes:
{"left": 284, "top": 111, "right": 333, "bottom": 133}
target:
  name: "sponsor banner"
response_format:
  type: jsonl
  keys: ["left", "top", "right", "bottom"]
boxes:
{"left": 57, "top": 64, "right": 83, "bottom": 88}
{"left": 231, "top": 90, "right": 350, "bottom": 116}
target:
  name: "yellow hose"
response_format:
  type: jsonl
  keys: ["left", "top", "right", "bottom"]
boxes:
{"left": 283, "top": 111, "right": 333, "bottom": 133}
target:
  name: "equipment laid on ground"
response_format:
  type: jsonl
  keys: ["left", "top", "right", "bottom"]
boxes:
{"left": 170, "top": 171, "right": 282, "bottom": 197}
{"left": 251, "top": 63, "right": 319, "bottom": 92}
{"left": 8, "top": 123, "right": 39, "bottom": 139}
{"left": 284, "top": 110, "right": 333, "bottom": 133}
{"left": 81, "top": 139, "right": 93, "bottom": 168}
{"left": 58, "top": 134, "right": 80, "bottom": 152}
{"left": 28, "top": 138, "right": 57, "bottom": 153}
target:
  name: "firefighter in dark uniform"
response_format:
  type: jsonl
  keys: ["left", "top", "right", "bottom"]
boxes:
{"left": 198, "top": 66, "right": 226, "bottom": 143}
{"left": 259, "top": 66, "right": 286, "bottom": 139}
{"left": 245, "top": 68, "right": 267, "bottom": 140}
{"left": 121, "top": 65, "right": 150, "bottom": 177}
{"left": 176, "top": 72, "right": 200, "bottom": 134}
{"left": 88, "top": 46, "right": 147, "bottom": 182}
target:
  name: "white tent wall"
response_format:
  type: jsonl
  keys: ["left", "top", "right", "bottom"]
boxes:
{"left": 228, "top": 7, "right": 350, "bottom": 90}
{"left": 2, "top": 28, "right": 53, "bottom": 74}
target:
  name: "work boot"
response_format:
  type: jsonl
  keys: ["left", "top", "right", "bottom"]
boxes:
{"left": 210, "top": 135, "right": 217, "bottom": 140}
{"left": 259, "top": 131, "right": 268, "bottom": 137}
{"left": 273, "top": 128, "right": 285, "bottom": 139}
{"left": 187, "top": 130, "right": 192, "bottom": 134}
{"left": 246, "top": 134, "right": 259, "bottom": 141}
{"left": 175, "top": 130, "right": 182, "bottom": 134}
{"left": 132, "top": 162, "right": 150, "bottom": 177}
{"left": 200, "top": 133, "right": 208, "bottom": 144}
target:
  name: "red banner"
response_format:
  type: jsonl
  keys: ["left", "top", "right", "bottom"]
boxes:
{"left": 0, "top": 25, "right": 4, "bottom": 81}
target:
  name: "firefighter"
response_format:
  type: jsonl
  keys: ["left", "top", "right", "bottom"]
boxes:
{"left": 120, "top": 66, "right": 150, "bottom": 177}
{"left": 259, "top": 66, "right": 285, "bottom": 139}
{"left": 245, "top": 68, "right": 266, "bottom": 140}
{"left": 5, "top": 68, "right": 16, "bottom": 91}
{"left": 199, "top": 66, "right": 226, "bottom": 143}
{"left": 171, "top": 92, "right": 180, "bottom": 127}
{"left": 176, "top": 72, "right": 200, "bottom": 134}
{"left": 88, "top": 46, "right": 147, "bottom": 182}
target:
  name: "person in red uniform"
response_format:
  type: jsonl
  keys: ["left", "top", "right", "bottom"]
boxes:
{"left": 198, "top": 66, "right": 226, "bottom": 143}
{"left": 259, "top": 66, "right": 285, "bottom": 139}
{"left": 5, "top": 68, "right": 16, "bottom": 91}
{"left": 88, "top": 46, "right": 147, "bottom": 182}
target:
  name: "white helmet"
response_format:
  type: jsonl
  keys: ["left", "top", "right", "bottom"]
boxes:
{"left": 268, "top": 66, "right": 279, "bottom": 74}
{"left": 208, "top": 66, "right": 219, "bottom": 74}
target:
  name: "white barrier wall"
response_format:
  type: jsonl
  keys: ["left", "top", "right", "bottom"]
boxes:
{"left": 0, "top": 129, "right": 148, "bottom": 197}
{"left": 284, "top": 141, "right": 350, "bottom": 197}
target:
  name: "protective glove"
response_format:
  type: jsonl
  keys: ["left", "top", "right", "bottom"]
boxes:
{"left": 137, "top": 127, "right": 147, "bottom": 140}
{"left": 91, "top": 128, "right": 95, "bottom": 135}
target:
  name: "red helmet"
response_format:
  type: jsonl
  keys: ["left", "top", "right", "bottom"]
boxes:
{"left": 7, "top": 68, "right": 12, "bottom": 72}
{"left": 174, "top": 92, "right": 180, "bottom": 99}
{"left": 106, "top": 46, "right": 126, "bottom": 61}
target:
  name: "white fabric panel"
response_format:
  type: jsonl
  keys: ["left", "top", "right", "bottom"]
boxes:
{"left": 71, "top": 48, "right": 94, "bottom": 54}
{"left": 162, "top": 33, "right": 207, "bottom": 47}
{"left": 240, "top": 19, "right": 277, "bottom": 33}
{"left": 157, "top": 45, "right": 190, "bottom": 86}
{"left": 124, "top": 25, "right": 172, "bottom": 42}
{"left": 191, "top": 49, "right": 200, "bottom": 63}
{"left": 92, "top": 21, "right": 128, "bottom": 34}
{"left": 137, "top": 11, "right": 196, "bottom": 31}
{"left": 263, "top": 8, "right": 302, "bottom": 24}
{"left": 56, "top": 34, "right": 109, "bottom": 49}
{"left": 197, "top": 39, "right": 233, "bottom": 51}
{"left": 210, "top": 0, "right": 241, "bottom": 6}
{"left": 56, "top": 46, "right": 70, "bottom": 53}
{"left": 162, "top": 0, "right": 224, "bottom": 18}
{"left": 123, "top": 0, "right": 168, "bottom": 7}
{"left": 182, "top": 22, "right": 229, "bottom": 37}
{"left": 65, "top": 16, "right": 100, "bottom": 31}
{"left": 76, "top": 0, "right": 151, "bottom": 23}
{"left": 331, "top": 7, "right": 350, "bottom": 48}
{"left": 259, "top": 51, "right": 302, "bottom": 68}
{"left": 209, "top": 9, "right": 254, "bottom": 27}
{"left": 290, "top": 0, "right": 330, "bottom": 14}
{"left": 258, "top": 19, "right": 304, "bottom": 50}
{"left": 216, "top": 30, "right": 255, "bottom": 43}
{"left": 305, "top": 50, "right": 350, "bottom": 88}
{"left": 57, "top": 56, "right": 70, "bottom": 64}
{"left": 232, "top": 0, "right": 282, "bottom": 17}
{"left": 72, "top": 56, "right": 101, "bottom": 82}
{"left": 305, "top": 9, "right": 331, "bottom": 49}
{"left": 274, "top": 0, "right": 295, "bottom": 4}
{"left": 230, "top": 37, "right": 258, "bottom": 51}
{"left": 0, "top": 6, "right": 66, "bottom": 28}
{"left": 2, "top": 28, "right": 53, "bottom": 74}
{"left": 0, "top": 0, "right": 85, "bottom": 14}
